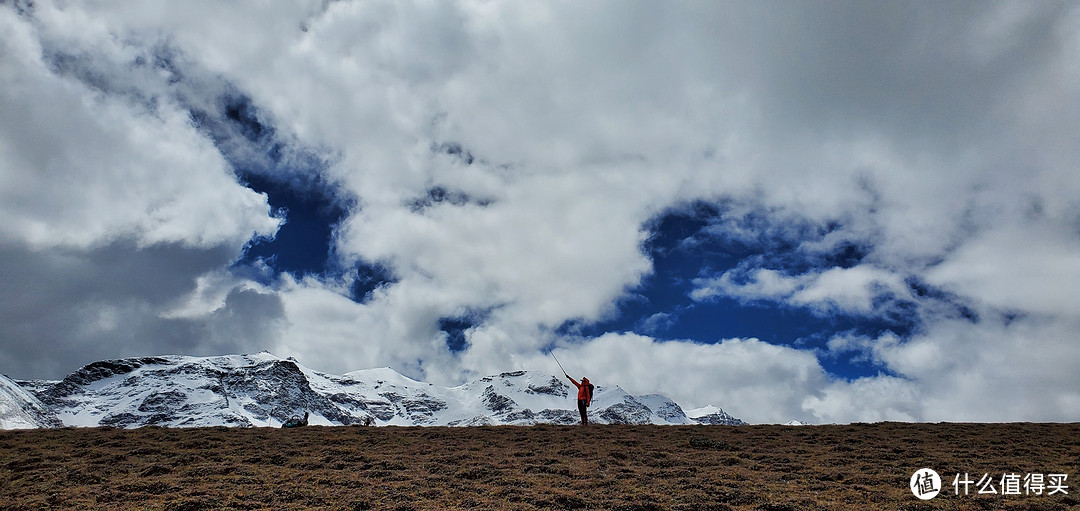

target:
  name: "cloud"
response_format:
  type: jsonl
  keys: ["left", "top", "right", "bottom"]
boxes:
{"left": 0, "top": 239, "right": 284, "bottom": 378}
{"left": 0, "top": 3, "right": 283, "bottom": 377}
{"left": 816, "top": 313, "right": 1080, "bottom": 422}
{"left": 925, "top": 216, "right": 1080, "bottom": 318}
{"left": 692, "top": 265, "right": 912, "bottom": 318}
{"left": 635, "top": 312, "right": 677, "bottom": 336}
{"left": 0, "top": 6, "right": 279, "bottom": 251}
{"left": 1, "top": 1, "right": 1078, "bottom": 424}
{"left": 804, "top": 375, "right": 923, "bottom": 424}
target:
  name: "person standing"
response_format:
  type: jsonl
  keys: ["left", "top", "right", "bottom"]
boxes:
{"left": 565, "top": 374, "right": 594, "bottom": 425}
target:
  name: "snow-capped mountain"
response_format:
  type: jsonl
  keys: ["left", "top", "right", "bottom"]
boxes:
{"left": 0, "top": 373, "right": 61, "bottom": 429}
{"left": 686, "top": 405, "right": 748, "bottom": 426}
{"left": 12, "top": 353, "right": 746, "bottom": 429}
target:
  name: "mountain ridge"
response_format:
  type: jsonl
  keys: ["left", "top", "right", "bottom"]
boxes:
{"left": 5, "top": 352, "right": 746, "bottom": 429}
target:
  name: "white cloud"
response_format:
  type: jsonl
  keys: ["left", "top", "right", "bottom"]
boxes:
{"left": 0, "top": 5, "right": 279, "bottom": 251}
{"left": 691, "top": 268, "right": 802, "bottom": 303}
{"left": 636, "top": 312, "right": 677, "bottom": 335}
{"left": 804, "top": 376, "right": 922, "bottom": 424}
{"left": 925, "top": 217, "right": 1080, "bottom": 318}
{"left": 818, "top": 314, "right": 1080, "bottom": 422}
{"left": 693, "top": 265, "right": 911, "bottom": 317}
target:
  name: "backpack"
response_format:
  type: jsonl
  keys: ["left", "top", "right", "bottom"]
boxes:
{"left": 585, "top": 383, "right": 594, "bottom": 407}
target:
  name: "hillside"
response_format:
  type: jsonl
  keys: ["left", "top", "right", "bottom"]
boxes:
{"left": 2, "top": 422, "right": 1077, "bottom": 509}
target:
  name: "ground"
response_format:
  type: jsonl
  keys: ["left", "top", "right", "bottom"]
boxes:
{"left": 1, "top": 423, "right": 1078, "bottom": 510}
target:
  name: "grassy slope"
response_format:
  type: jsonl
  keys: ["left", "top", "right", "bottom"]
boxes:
{"left": 1, "top": 423, "right": 1078, "bottom": 510}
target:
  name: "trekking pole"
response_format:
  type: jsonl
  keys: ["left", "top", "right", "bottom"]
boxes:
{"left": 549, "top": 349, "right": 568, "bottom": 376}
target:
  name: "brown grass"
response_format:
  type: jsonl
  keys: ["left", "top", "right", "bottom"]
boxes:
{"left": 1, "top": 423, "right": 1078, "bottom": 510}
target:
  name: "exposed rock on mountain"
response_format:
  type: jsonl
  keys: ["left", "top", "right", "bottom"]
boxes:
{"left": 0, "top": 373, "right": 61, "bottom": 429}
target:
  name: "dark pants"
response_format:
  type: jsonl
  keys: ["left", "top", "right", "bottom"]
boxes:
{"left": 577, "top": 399, "right": 588, "bottom": 425}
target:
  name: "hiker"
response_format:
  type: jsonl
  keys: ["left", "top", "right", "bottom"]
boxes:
{"left": 565, "top": 374, "right": 594, "bottom": 425}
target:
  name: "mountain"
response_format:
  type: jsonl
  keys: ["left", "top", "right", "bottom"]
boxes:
{"left": 686, "top": 405, "right": 748, "bottom": 426}
{"left": 0, "top": 373, "right": 61, "bottom": 429}
{"left": 12, "top": 353, "right": 745, "bottom": 429}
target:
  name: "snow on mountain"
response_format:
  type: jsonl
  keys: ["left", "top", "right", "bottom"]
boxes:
{"left": 35, "top": 353, "right": 364, "bottom": 428}
{"left": 0, "top": 373, "right": 61, "bottom": 429}
{"left": 10, "top": 353, "right": 746, "bottom": 429}
{"left": 686, "top": 405, "right": 748, "bottom": 426}
{"left": 782, "top": 419, "right": 811, "bottom": 426}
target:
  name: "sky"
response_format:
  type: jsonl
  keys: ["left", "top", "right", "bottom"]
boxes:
{"left": 1, "top": 1, "right": 1078, "bottom": 424}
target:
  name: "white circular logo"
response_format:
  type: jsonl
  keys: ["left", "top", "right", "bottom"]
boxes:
{"left": 910, "top": 468, "right": 941, "bottom": 500}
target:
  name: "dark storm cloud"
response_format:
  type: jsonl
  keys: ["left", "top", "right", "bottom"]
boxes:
{"left": 0, "top": 240, "right": 285, "bottom": 379}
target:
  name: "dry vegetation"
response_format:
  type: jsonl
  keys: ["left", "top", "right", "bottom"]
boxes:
{"left": 1, "top": 422, "right": 1078, "bottom": 510}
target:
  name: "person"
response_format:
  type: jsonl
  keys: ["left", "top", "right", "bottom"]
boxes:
{"left": 565, "top": 373, "right": 594, "bottom": 425}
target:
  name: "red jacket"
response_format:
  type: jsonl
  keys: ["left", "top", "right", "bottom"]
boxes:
{"left": 567, "top": 376, "right": 593, "bottom": 406}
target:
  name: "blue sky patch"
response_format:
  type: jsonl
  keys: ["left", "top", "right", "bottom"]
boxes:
{"left": 439, "top": 309, "right": 492, "bottom": 353}
{"left": 559, "top": 202, "right": 923, "bottom": 379}
{"left": 350, "top": 262, "right": 398, "bottom": 304}
{"left": 238, "top": 172, "right": 348, "bottom": 278}
{"left": 189, "top": 91, "right": 352, "bottom": 281}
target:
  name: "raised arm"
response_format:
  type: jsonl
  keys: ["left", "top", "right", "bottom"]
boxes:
{"left": 565, "top": 374, "right": 580, "bottom": 388}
